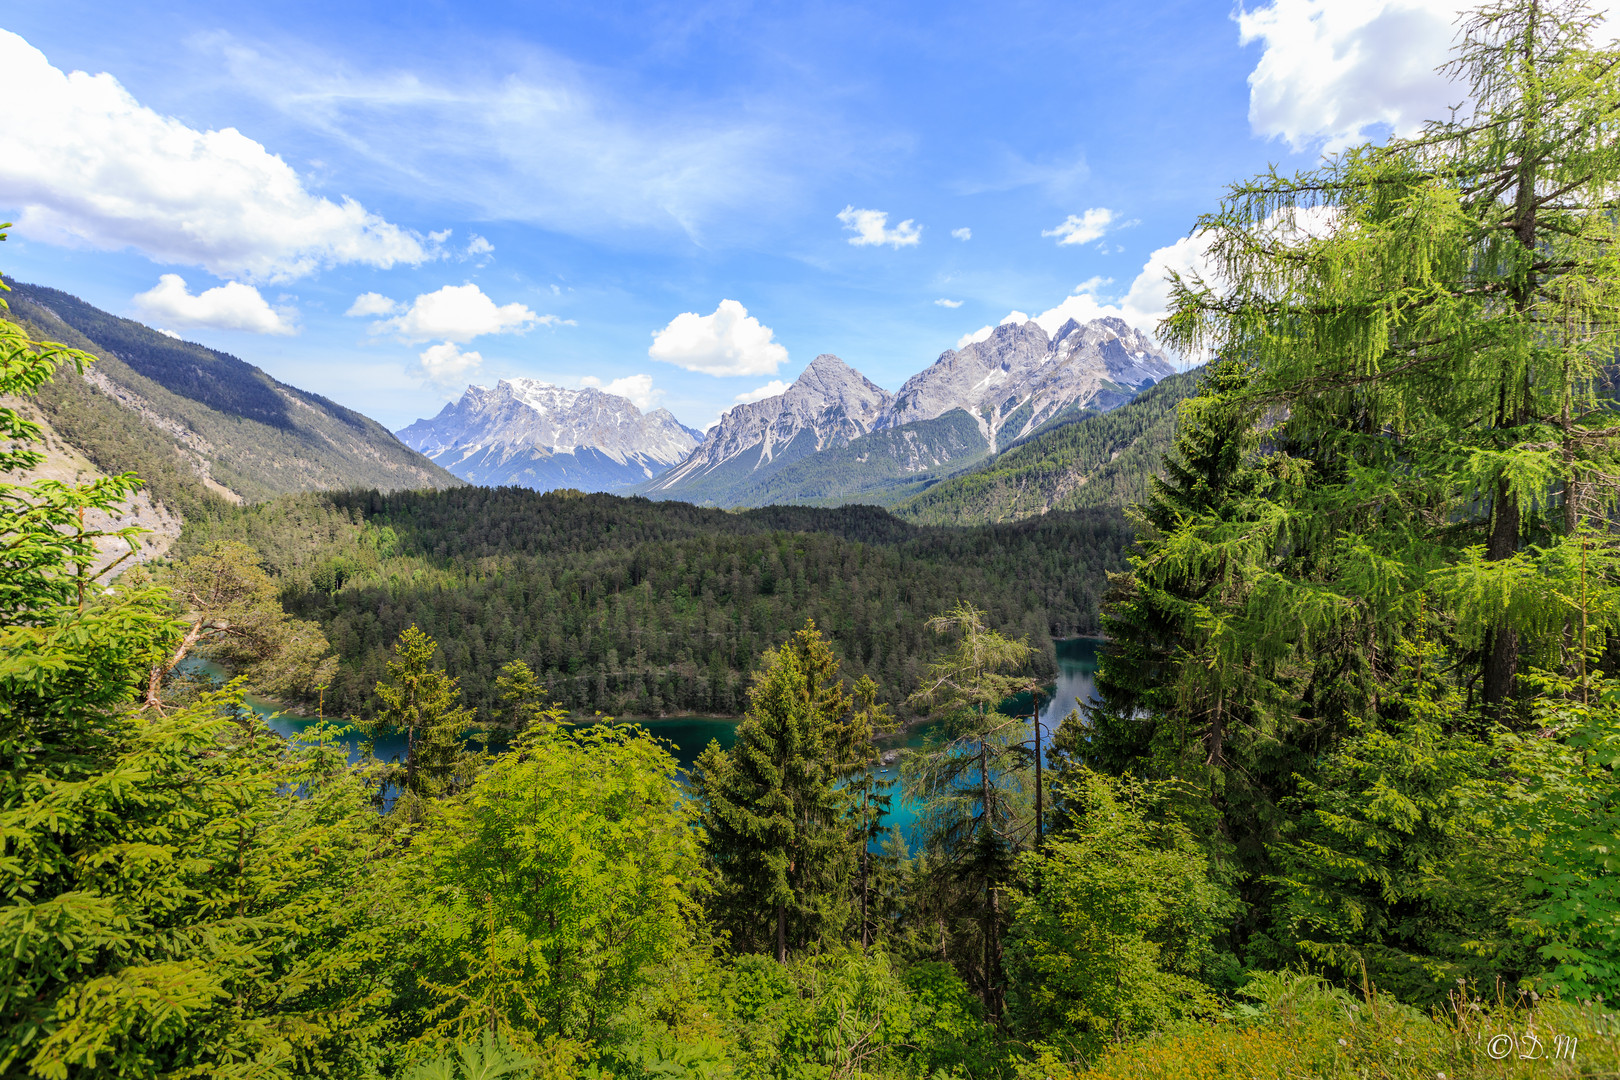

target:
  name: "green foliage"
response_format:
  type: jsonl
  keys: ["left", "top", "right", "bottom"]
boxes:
{"left": 1484, "top": 671, "right": 1620, "bottom": 1002}
{"left": 401, "top": 1032, "right": 537, "bottom": 1080}
{"left": 1072, "top": 971, "right": 1620, "bottom": 1080}
{"left": 2, "top": 250, "right": 392, "bottom": 1076}
{"left": 361, "top": 624, "right": 478, "bottom": 812}
{"left": 387, "top": 721, "right": 702, "bottom": 1055}
{"left": 145, "top": 539, "right": 338, "bottom": 708}
{"left": 903, "top": 604, "right": 1038, "bottom": 1022}
{"left": 713, "top": 948, "right": 995, "bottom": 1080}
{"left": 1005, "top": 771, "right": 1232, "bottom": 1058}
{"left": 694, "top": 621, "right": 863, "bottom": 959}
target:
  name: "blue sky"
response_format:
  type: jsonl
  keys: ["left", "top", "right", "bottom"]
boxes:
{"left": 1, "top": 0, "right": 1488, "bottom": 431}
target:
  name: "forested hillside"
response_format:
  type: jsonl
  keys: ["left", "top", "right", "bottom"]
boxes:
{"left": 4, "top": 278, "right": 460, "bottom": 508}
{"left": 895, "top": 369, "right": 1199, "bottom": 525}
{"left": 177, "top": 487, "right": 1132, "bottom": 719}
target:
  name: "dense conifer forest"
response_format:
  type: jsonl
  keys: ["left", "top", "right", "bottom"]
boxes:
{"left": 7, "top": 5, "right": 1620, "bottom": 1079}
{"left": 175, "top": 487, "right": 1132, "bottom": 719}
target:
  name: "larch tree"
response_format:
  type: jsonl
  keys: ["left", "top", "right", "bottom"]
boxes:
{"left": 1162, "top": 0, "right": 1620, "bottom": 721}
{"left": 904, "top": 602, "right": 1036, "bottom": 1024}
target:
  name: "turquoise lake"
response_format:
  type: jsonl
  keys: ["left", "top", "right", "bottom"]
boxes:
{"left": 201, "top": 637, "right": 1101, "bottom": 842}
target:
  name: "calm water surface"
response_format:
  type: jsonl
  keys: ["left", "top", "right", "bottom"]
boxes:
{"left": 189, "top": 638, "right": 1101, "bottom": 841}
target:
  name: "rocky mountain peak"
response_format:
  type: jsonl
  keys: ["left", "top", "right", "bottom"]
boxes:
{"left": 785, "top": 354, "right": 892, "bottom": 413}
{"left": 642, "top": 355, "right": 894, "bottom": 495}
{"left": 875, "top": 315, "right": 1175, "bottom": 450}
{"left": 395, "top": 377, "right": 700, "bottom": 492}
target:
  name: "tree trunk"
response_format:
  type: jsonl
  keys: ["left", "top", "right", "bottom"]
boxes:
{"left": 860, "top": 779, "right": 870, "bottom": 952}
{"left": 775, "top": 903, "right": 786, "bottom": 963}
{"left": 1482, "top": 475, "right": 1521, "bottom": 709}
{"left": 979, "top": 739, "right": 1003, "bottom": 1025}
{"left": 145, "top": 619, "right": 206, "bottom": 711}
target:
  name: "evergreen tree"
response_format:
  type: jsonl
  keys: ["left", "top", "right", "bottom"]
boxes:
{"left": 362, "top": 624, "right": 477, "bottom": 814}
{"left": 904, "top": 603, "right": 1036, "bottom": 1024}
{"left": 1161, "top": 0, "right": 1620, "bottom": 722}
{"left": 692, "top": 620, "right": 860, "bottom": 960}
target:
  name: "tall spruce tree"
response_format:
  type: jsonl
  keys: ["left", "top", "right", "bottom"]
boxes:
{"left": 693, "top": 620, "right": 863, "bottom": 960}
{"left": 362, "top": 624, "right": 477, "bottom": 815}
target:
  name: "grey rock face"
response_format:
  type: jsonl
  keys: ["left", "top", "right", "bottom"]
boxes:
{"left": 396, "top": 379, "right": 701, "bottom": 491}
{"left": 877, "top": 316, "right": 1175, "bottom": 450}
{"left": 646, "top": 354, "right": 893, "bottom": 492}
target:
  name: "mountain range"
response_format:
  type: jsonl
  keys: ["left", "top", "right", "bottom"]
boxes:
{"left": 395, "top": 379, "right": 701, "bottom": 491}
{"left": 633, "top": 315, "right": 1176, "bottom": 507}
{"left": 395, "top": 314, "right": 1176, "bottom": 507}
{"left": 7, "top": 276, "right": 1190, "bottom": 549}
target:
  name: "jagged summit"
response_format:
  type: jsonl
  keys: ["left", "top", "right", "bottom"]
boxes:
{"left": 877, "top": 316, "right": 1174, "bottom": 451}
{"left": 396, "top": 378, "right": 700, "bottom": 492}
{"left": 640, "top": 354, "right": 893, "bottom": 497}
{"left": 639, "top": 316, "right": 1178, "bottom": 508}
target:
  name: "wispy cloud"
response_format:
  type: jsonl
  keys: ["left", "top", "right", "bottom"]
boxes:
{"left": 1043, "top": 208, "right": 1121, "bottom": 246}
{"left": 0, "top": 30, "right": 434, "bottom": 282}
{"left": 203, "top": 34, "right": 808, "bottom": 242}
{"left": 934, "top": 298, "right": 963, "bottom": 308}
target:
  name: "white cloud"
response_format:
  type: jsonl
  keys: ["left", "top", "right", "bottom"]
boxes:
{"left": 0, "top": 30, "right": 435, "bottom": 282}
{"left": 934, "top": 298, "right": 963, "bottom": 308}
{"left": 466, "top": 235, "right": 494, "bottom": 258}
{"left": 417, "top": 341, "right": 483, "bottom": 384}
{"left": 374, "top": 283, "right": 544, "bottom": 343}
{"left": 956, "top": 326, "right": 993, "bottom": 349}
{"left": 951, "top": 227, "right": 972, "bottom": 241}
{"left": 581, "top": 373, "right": 662, "bottom": 410}
{"left": 133, "top": 274, "right": 295, "bottom": 335}
{"left": 734, "top": 379, "right": 789, "bottom": 404}
{"left": 649, "top": 300, "right": 788, "bottom": 377}
{"left": 837, "top": 206, "right": 922, "bottom": 248}
{"left": 1043, "top": 208, "right": 1117, "bottom": 246}
{"left": 155, "top": 328, "right": 182, "bottom": 339}
{"left": 1231, "top": 1, "right": 1620, "bottom": 150}
{"left": 1000, "top": 311, "right": 1030, "bottom": 326}
{"left": 345, "top": 291, "right": 401, "bottom": 317}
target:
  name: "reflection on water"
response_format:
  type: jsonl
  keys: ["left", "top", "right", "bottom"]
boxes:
{"left": 185, "top": 639, "right": 1102, "bottom": 844}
